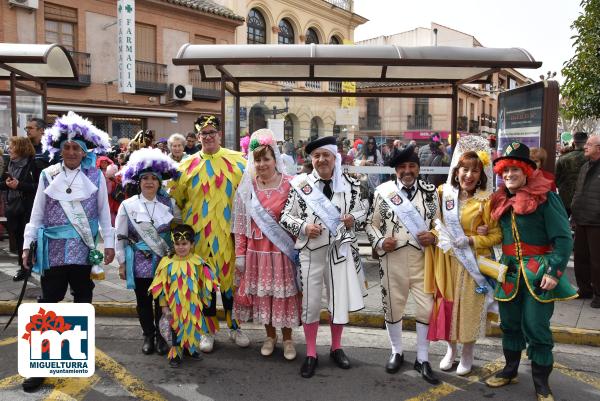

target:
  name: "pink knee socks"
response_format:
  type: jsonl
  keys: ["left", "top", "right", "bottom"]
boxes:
{"left": 303, "top": 322, "right": 319, "bottom": 357}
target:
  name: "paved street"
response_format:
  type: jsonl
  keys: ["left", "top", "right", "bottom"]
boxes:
{"left": 1, "top": 317, "right": 600, "bottom": 401}
{"left": 1, "top": 235, "right": 599, "bottom": 333}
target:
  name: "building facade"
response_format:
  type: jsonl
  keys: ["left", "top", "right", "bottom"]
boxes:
{"left": 2, "top": 0, "right": 243, "bottom": 139}
{"left": 213, "top": 0, "right": 367, "bottom": 143}
{"left": 356, "top": 22, "right": 533, "bottom": 144}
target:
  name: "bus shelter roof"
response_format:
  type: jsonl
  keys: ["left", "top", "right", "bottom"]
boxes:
{"left": 0, "top": 43, "right": 77, "bottom": 80}
{"left": 173, "top": 44, "right": 541, "bottom": 85}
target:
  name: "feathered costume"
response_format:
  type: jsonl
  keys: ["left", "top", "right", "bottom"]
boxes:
{"left": 150, "top": 253, "right": 218, "bottom": 358}
{"left": 170, "top": 116, "right": 246, "bottom": 330}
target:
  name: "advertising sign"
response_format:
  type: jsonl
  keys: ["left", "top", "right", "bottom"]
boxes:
{"left": 497, "top": 83, "right": 544, "bottom": 154}
{"left": 118, "top": 0, "right": 136, "bottom": 94}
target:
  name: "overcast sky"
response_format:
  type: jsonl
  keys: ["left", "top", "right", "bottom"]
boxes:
{"left": 353, "top": 0, "right": 583, "bottom": 83}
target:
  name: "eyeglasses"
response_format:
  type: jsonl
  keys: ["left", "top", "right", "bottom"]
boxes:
{"left": 24, "top": 126, "right": 36, "bottom": 131}
{"left": 200, "top": 130, "right": 219, "bottom": 137}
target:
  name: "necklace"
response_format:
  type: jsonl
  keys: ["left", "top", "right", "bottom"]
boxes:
{"left": 143, "top": 201, "right": 157, "bottom": 225}
{"left": 64, "top": 168, "right": 81, "bottom": 194}
{"left": 256, "top": 174, "right": 281, "bottom": 200}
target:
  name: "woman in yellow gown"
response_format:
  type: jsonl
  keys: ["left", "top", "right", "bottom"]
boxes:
{"left": 427, "top": 136, "right": 502, "bottom": 376}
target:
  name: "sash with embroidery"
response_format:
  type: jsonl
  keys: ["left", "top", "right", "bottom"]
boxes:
{"left": 59, "top": 200, "right": 97, "bottom": 250}
{"left": 375, "top": 180, "right": 429, "bottom": 248}
{"left": 441, "top": 184, "right": 493, "bottom": 296}
{"left": 123, "top": 198, "right": 170, "bottom": 258}
{"left": 290, "top": 174, "right": 341, "bottom": 234}
{"left": 249, "top": 186, "right": 298, "bottom": 265}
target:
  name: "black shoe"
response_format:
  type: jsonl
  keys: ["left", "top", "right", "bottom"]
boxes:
{"left": 591, "top": 295, "right": 600, "bottom": 308}
{"left": 184, "top": 348, "right": 202, "bottom": 360}
{"left": 169, "top": 356, "right": 182, "bottom": 368}
{"left": 414, "top": 359, "right": 440, "bottom": 385}
{"left": 155, "top": 335, "right": 169, "bottom": 356}
{"left": 142, "top": 335, "right": 155, "bottom": 355}
{"left": 12, "top": 269, "right": 27, "bottom": 282}
{"left": 22, "top": 377, "right": 44, "bottom": 392}
{"left": 577, "top": 290, "right": 593, "bottom": 299}
{"left": 300, "top": 356, "right": 318, "bottom": 378}
{"left": 386, "top": 353, "right": 404, "bottom": 373}
{"left": 329, "top": 349, "right": 351, "bottom": 369}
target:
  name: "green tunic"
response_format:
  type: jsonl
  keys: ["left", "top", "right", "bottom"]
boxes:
{"left": 495, "top": 192, "right": 577, "bottom": 302}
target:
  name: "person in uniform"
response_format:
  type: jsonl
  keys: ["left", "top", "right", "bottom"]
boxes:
{"left": 21, "top": 111, "right": 115, "bottom": 391}
{"left": 170, "top": 115, "right": 250, "bottom": 352}
{"left": 365, "top": 145, "right": 440, "bottom": 385}
{"left": 485, "top": 142, "right": 577, "bottom": 401}
{"left": 280, "top": 136, "right": 367, "bottom": 378}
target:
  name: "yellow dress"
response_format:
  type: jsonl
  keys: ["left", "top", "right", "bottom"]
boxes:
{"left": 427, "top": 188, "right": 502, "bottom": 343}
{"left": 170, "top": 148, "right": 246, "bottom": 329}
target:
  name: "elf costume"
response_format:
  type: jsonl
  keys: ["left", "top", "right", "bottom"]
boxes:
{"left": 485, "top": 142, "right": 577, "bottom": 401}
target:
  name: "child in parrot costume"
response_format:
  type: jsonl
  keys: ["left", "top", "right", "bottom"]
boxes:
{"left": 150, "top": 224, "right": 218, "bottom": 367}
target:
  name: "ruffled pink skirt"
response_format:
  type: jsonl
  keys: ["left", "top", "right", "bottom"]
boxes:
{"left": 234, "top": 249, "right": 302, "bottom": 328}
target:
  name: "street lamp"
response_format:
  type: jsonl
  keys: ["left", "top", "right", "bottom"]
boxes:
{"left": 271, "top": 90, "right": 291, "bottom": 118}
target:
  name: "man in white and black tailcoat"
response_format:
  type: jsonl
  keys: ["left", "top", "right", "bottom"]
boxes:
{"left": 280, "top": 136, "right": 367, "bottom": 378}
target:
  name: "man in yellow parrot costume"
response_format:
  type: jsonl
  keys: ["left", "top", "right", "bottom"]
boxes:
{"left": 170, "top": 115, "right": 249, "bottom": 352}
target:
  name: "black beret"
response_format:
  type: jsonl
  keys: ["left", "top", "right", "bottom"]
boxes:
{"left": 388, "top": 145, "right": 419, "bottom": 168}
{"left": 574, "top": 131, "right": 588, "bottom": 143}
{"left": 305, "top": 136, "right": 337, "bottom": 155}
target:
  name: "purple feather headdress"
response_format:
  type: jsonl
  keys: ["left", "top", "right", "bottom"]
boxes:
{"left": 42, "top": 111, "right": 111, "bottom": 160}
{"left": 120, "top": 148, "right": 179, "bottom": 186}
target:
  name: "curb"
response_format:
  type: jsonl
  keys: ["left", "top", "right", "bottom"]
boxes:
{"left": 2, "top": 300, "right": 599, "bottom": 347}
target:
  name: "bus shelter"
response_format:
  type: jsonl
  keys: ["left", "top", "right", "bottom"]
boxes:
{"left": 173, "top": 44, "right": 542, "bottom": 182}
{"left": 0, "top": 43, "right": 77, "bottom": 138}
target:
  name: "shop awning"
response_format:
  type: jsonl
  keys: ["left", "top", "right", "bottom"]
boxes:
{"left": 173, "top": 44, "right": 541, "bottom": 84}
{"left": 0, "top": 43, "right": 77, "bottom": 79}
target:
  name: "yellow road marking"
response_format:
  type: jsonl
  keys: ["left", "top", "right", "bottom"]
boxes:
{"left": 555, "top": 362, "right": 600, "bottom": 391}
{"left": 404, "top": 357, "right": 504, "bottom": 401}
{"left": 95, "top": 348, "right": 167, "bottom": 401}
{"left": 44, "top": 375, "right": 101, "bottom": 401}
{"left": 0, "top": 337, "right": 17, "bottom": 347}
{"left": 0, "top": 374, "right": 22, "bottom": 389}
{"left": 404, "top": 382, "right": 460, "bottom": 401}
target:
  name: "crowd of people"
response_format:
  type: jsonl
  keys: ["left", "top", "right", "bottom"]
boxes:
{"left": 4, "top": 111, "right": 598, "bottom": 401}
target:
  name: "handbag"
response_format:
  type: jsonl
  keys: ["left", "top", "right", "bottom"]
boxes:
{"left": 5, "top": 192, "right": 26, "bottom": 218}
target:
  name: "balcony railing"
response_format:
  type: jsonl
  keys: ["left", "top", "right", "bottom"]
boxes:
{"left": 189, "top": 69, "right": 221, "bottom": 100}
{"left": 359, "top": 116, "right": 381, "bottom": 131}
{"left": 479, "top": 113, "right": 496, "bottom": 128}
{"left": 135, "top": 60, "right": 168, "bottom": 94}
{"left": 48, "top": 51, "right": 91, "bottom": 87}
{"left": 457, "top": 116, "right": 468, "bottom": 131}
{"left": 407, "top": 114, "right": 432, "bottom": 130}
{"left": 328, "top": 81, "right": 342, "bottom": 92}
{"left": 304, "top": 81, "right": 321, "bottom": 90}
{"left": 324, "top": 0, "right": 351, "bottom": 11}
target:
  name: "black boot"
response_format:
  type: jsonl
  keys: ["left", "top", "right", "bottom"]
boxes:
{"left": 142, "top": 335, "right": 155, "bottom": 355}
{"left": 485, "top": 349, "right": 521, "bottom": 387}
{"left": 155, "top": 334, "right": 169, "bottom": 356}
{"left": 22, "top": 377, "right": 44, "bottom": 392}
{"left": 532, "top": 362, "right": 554, "bottom": 400}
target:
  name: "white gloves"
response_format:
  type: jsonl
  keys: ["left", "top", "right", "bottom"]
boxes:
{"left": 453, "top": 235, "right": 470, "bottom": 249}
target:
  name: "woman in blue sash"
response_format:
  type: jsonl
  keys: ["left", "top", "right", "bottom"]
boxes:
{"left": 115, "top": 148, "right": 181, "bottom": 356}
{"left": 232, "top": 129, "right": 301, "bottom": 361}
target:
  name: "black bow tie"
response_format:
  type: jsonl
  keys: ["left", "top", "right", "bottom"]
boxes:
{"left": 322, "top": 179, "right": 333, "bottom": 200}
